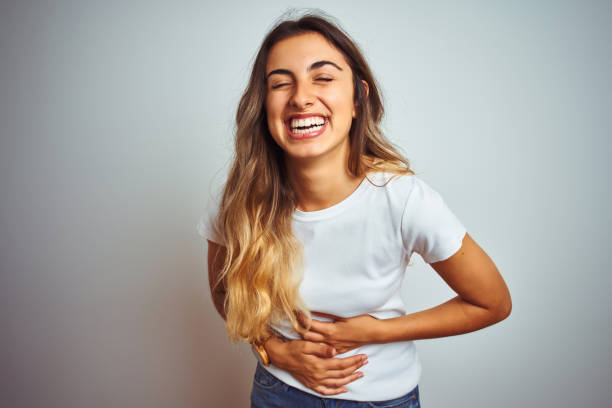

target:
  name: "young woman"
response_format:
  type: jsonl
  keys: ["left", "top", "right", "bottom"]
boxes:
{"left": 198, "top": 12, "right": 512, "bottom": 407}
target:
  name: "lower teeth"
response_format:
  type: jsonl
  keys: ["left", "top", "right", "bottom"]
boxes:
{"left": 292, "top": 124, "right": 323, "bottom": 134}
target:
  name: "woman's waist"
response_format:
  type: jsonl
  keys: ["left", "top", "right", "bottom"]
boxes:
{"left": 264, "top": 341, "right": 421, "bottom": 401}
{"left": 269, "top": 307, "right": 406, "bottom": 340}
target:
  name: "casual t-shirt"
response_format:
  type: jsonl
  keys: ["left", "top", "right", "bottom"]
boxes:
{"left": 197, "top": 171, "right": 467, "bottom": 401}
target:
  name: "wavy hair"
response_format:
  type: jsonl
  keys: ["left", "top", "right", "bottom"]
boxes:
{"left": 213, "top": 11, "right": 414, "bottom": 343}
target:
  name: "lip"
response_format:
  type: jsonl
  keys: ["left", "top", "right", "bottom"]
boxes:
{"left": 285, "top": 116, "right": 328, "bottom": 140}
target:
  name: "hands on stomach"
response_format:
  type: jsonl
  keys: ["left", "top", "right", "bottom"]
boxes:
{"left": 265, "top": 335, "right": 368, "bottom": 396}
{"left": 265, "top": 311, "right": 381, "bottom": 395}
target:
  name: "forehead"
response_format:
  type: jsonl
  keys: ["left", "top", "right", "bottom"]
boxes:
{"left": 266, "top": 32, "right": 349, "bottom": 73}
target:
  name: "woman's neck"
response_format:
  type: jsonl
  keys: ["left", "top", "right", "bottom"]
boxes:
{"left": 285, "top": 148, "right": 364, "bottom": 212}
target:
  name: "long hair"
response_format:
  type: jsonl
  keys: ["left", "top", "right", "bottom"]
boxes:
{"left": 213, "top": 11, "right": 414, "bottom": 343}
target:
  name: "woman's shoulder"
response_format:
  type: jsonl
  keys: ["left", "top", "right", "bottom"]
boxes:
{"left": 361, "top": 171, "right": 425, "bottom": 215}
{"left": 365, "top": 170, "right": 421, "bottom": 192}
{"left": 365, "top": 170, "right": 447, "bottom": 211}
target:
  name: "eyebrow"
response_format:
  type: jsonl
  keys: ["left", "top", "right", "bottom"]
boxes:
{"left": 266, "top": 60, "right": 343, "bottom": 80}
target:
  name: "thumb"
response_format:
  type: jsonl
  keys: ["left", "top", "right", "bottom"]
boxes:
{"left": 296, "top": 311, "right": 311, "bottom": 328}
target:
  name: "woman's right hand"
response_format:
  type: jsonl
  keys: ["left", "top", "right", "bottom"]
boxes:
{"left": 264, "top": 336, "right": 368, "bottom": 396}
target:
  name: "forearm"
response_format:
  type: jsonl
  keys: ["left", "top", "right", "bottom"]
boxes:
{"left": 375, "top": 295, "right": 511, "bottom": 343}
{"left": 211, "top": 290, "right": 227, "bottom": 321}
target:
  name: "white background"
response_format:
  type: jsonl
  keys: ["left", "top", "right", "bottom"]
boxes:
{"left": 1, "top": 1, "right": 610, "bottom": 406}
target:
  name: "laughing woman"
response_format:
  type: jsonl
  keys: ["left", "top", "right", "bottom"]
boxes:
{"left": 198, "top": 12, "right": 511, "bottom": 408}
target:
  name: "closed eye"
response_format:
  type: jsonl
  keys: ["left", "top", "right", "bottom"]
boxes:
{"left": 270, "top": 78, "right": 332, "bottom": 89}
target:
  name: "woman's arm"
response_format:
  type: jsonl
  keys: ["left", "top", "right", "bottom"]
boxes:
{"left": 301, "top": 233, "right": 512, "bottom": 349}
{"left": 380, "top": 232, "right": 511, "bottom": 342}
{"left": 207, "top": 240, "right": 227, "bottom": 320}
{"left": 207, "top": 240, "right": 367, "bottom": 396}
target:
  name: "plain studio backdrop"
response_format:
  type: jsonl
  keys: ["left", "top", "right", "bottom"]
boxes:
{"left": 1, "top": 1, "right": 610, "bottom": 407}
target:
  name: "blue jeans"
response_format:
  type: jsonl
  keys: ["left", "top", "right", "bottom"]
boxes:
{"left": 251, "top": 362, "right": 421, "bottom": 408}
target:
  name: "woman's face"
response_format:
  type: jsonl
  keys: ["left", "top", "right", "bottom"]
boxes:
{"left": 265, "top": 32, "right": 357, "bottom": 162}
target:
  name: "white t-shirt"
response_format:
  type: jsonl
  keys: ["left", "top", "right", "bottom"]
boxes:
{"left": 197, "top": 171, "right": 467, "bottom": 401}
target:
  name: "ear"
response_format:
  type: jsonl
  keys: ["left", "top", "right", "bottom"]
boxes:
{"left": 352, "top": 80, "right": 370, "bottom": 118}
{"left": 361, "top": 79, "right": 370, "bottom": 97}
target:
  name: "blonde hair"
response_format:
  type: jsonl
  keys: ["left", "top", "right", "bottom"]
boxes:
{"left": 212, "top": 13, "right": 414, "bottom": 343}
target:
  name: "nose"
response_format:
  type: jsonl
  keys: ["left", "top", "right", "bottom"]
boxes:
{"left": 289, "top": 80, "right": 315, "bottom": 110}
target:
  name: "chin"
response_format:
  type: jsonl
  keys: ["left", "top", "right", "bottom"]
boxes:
{"left": 283, "top": 146, "right": 329, "bottom": 160}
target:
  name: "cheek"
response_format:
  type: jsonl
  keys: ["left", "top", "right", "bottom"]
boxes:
{"left": 325, "top": 86, "right": 355, "bottom": 117}
{"left": 264, "top": 100, "right": 277, "bottom": 132}
{"left": 266, "top": 97, "right": 284, "bottom": 126}
{"left": 327, "top": 99, "right": 355, "bottom": 130}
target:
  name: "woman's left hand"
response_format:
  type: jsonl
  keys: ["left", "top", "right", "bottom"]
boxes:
{"left": 298, "top": 311, "right": 382, "bottom": 355}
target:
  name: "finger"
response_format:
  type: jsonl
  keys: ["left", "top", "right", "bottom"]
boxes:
{"left": 303, "top": 340, "right": 337, "bottom": 357}
{"left": 321, "top": 371, "right": 364, "bottom": 388}
{"left": 296, "top": 311, "right": 309, "bottom": 328}
{"left": 326, "top": 353, "right": 368, "bottom": 370}
{"left": 314, "top": 384, "right": 348, "bottom": 396}
{"left": 309, "top": 319, "right": 332, "bottom": 335}
{"left": 324, "top": 358, "right": 368, "bottom": 379}
{"left": 302, "top": 331, "right": 326, "bottom": 342}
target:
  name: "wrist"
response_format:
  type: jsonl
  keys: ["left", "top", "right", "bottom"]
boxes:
{"left": 370, "top": 315, "right": 392, "bottom": 344}
{"left": 251, "top": 338, "right": 271, "bottom": 366}
{"left": 263, "top": 335, "right": 288, "bottom": 368}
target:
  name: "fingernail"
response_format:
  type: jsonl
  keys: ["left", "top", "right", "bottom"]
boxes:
{"left": 357, "top": 372, "right": 364, "bottom": 378}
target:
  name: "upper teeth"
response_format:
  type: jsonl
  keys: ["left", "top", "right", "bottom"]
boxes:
{"left": 290, "top": 116, "right": 325, "bottom": 129}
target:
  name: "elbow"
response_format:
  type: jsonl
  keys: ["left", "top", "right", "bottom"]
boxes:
{"left": 493, "top": 293, "right": 512, "bottom": 323}
{"left": 490, "top": 278, "right": 512, "bottom": 323}
{"left": 500, "top": 299, "right": 512, "bottom": 321}
{"left": 214, "top": 300, "right": 227, "bottom": 321}
{"left": 477, "top": 289, "right": 511, "bottom": 325}
{"left": 211, "top": 289, "right": 227, "bottom": 321}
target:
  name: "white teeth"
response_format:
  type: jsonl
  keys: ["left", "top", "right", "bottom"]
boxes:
{"left": 292, "top": 124, "right": 324, "bottom": 134}
{"left": 290, "top": 116, "right": 325, "bottom": 129}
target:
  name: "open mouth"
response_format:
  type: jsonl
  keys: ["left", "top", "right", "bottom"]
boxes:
{"left": 285, "top": 115, "right": 328, "bottom": 139}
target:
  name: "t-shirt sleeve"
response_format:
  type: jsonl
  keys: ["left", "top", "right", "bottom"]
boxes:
{"left": 401, "top": 177, "right": 467, "bottom": 264}
{"left": 196, "top": 188, "right": 225, "bottom": 245}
